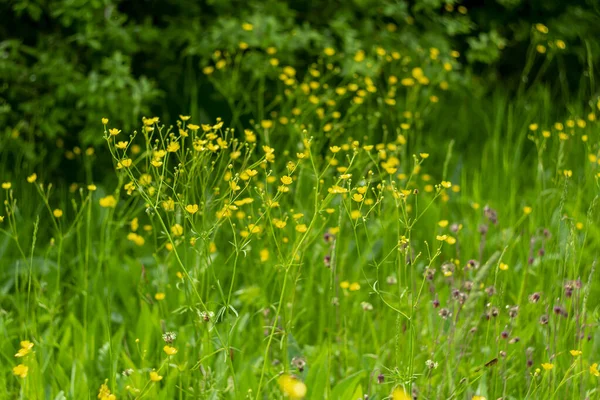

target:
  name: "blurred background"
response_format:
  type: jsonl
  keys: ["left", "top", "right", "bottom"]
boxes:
{"left": 1, "top": 0, "right": 599, "bottom": 179}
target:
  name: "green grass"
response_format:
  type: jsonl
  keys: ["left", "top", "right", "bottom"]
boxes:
{"left": 1, "top": 50, "right": 600, "bottom": 400}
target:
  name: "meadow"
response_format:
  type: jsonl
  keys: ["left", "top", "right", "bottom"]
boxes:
{"left": 2, "top": 3, "right": 600, "bottom": 400}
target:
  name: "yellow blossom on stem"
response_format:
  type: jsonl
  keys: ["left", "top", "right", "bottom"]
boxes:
{"left": 150, "top": 370, "right": 163, "bottom": 382}
{"left": 186, "top": 204, "right": 199, "bottom": 214}
{"left": 163, "top": 345, "right": 178, "bottom": 356}
{"left": 99, "top": 195, "right": 117, "bottom": 208}
{"left": 541, "top": 363, "right": 554, "bottom": 371}
{"left": 13, "top": 364, "right": 28, "bottom": 378}
{"left": 277, "top": 374, "right": 307, "bottom": 399}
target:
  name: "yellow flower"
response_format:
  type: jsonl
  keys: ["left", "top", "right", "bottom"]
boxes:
{"left": 163, "top": 345, "right": 178, "bottom": 356}
{"left": 179, "top": 115, "right": 191, "bottom": 121}
{"left": 241, "top": 22, "right": 254, "bottom": 31}
{"left": 277, "top": 374, "right": 307, "bottom": 399}
{"left": 529, "top": 123, "right": 538, "bottom": 131}
{"left": 99, "top": 195, "right": 117, "bottom": 208}
{"left": 349, "top": 282, "right": 360, "bottom": 291}
{"left": 324, "top": 47, "right": 335, "bottom": 56}
{"left": 154, "top": 292, "right": 166, "bottom": 301}
{"left": 472, "top": 396, "right": 486, "bottom": 400}
{"left": 340, "top": 281, "right": 350, "bottom": 289}
{"left": 101, "top": 118, "right": 109, "bottom": 125}
{"left": 436, "top": 235, "right": 448, "bottom": 241}
{"left": 535, "top": 23, "right": 548, "bottom": 33}
{"left": 499, "top": 262, "right": 509, "bottom": 271}
{"left": 590, "top": 363, "right": 600, "bottom": 377}
{"left": 98, "top": 379, "right": 116, "bottom": 400}
{"left": 167, "top": 142, "right": 180, "bottom": 152}
{"left": 171, "top": 224, "right": 183, "bottom": 236}
{"left": 441, "top": 181, "right": 451, "bottom": 189}
{"left": 188, "top": 123, "right": 200, "bottom": 131}
{"left": 420, "top": 153, "right": 429, "bottom": 159}
{"left": 150, "top": 370, "right": 163, "bottom": 382}
{"left": 261, "top": 120, "right": 273, "bottom": 129}
{"left": 438, "top": 220, "right": 449, "bottom": 227}
{"left": 260, "top": 248, "right": 269, "bottom": 262}
{"left": 281, "top": 176, "right": 293, "bottom": 185}
{"left": 556, "top": 40, "right": 566, "bottom": 49}
{"left": 570, "top": 350, "right": 582, "bottom": 357}
{"left": 392, "top": 388, "right": 410, "bottom": 400}
{"left": 295, "top": 224, "right": 308, "bottom": 233}
{"left": 2, "top": 182, "right": 11, "bottom": 189}
{"left": 120, "top": 158, "right": 132, "bottom": 168}
{"left": 13, "top": 364, "right": 28, "bottom": 378}
{"left": 328, "top": 185, "right": 348, "bottom": 194}
{"left": 27, "top": 173, "right": 37, "bottom": 183}
{"left": 352, "top": 193, "right": 364, "bottom": 202}
{"left": 53, "top": 209, "right": 63, "bottom": 218}
{"left": 186, "top": 204, "right": 199, "bottom": 214}
{"left": 523, "top": 206, "right": 532, "bottom": 215}
{"left": 15, "top": 340, "right": 34, "bottom": 357}
{"left": 108, "top": 128, "right": 121, "bottom": 136}
{"left": 541, "top": 363, "right": 554, "bottom": 371}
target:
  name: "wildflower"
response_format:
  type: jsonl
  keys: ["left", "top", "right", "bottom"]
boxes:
{"left": 535, "top": 23, "right": 549, "bottom": 34}
{"left": 295, "top": 224, "right": 308, "bottom": 233}
{"left": 185, "top": 204, "right": 199, "bottom": 214}
{"left": 523, "top": 206, "right": 532, "bottom": 215}
{"left": 108, "top": 128, "right": 121, "bottom": 136}
{"left": 349, "top": 282, "right": 360, "bottom": 291}
{"left": 53, "top": 209, "right": 63, "bottom": 218}
{"left": 97, "top": 379, "right": 116, "bottom": 400}
{"left": 472, "top": 396, "right": 486, "bottom": 400}
{"left": 171, "top": 224, "right": 183, "bottom": 236}
{"left": 391, "top": 387, "right": 410, "bottom": 400}
{"left": 15, "top": 341, "right": 34, "bottom": 358}
{"left": 499, "top": 262, "right": 509, "bottom": 271}
{"left": 167, "top": 142, "right": 180, "bottom": 152}
{"left": 277, "top": 374, "right": 307, "bottom": 399}
{"left": 590, "top": 363, "right": 600, "bottom": 377}
{"left": 436, "top": 235, "right": 448, "bottom": 241}
{"left": 102, "top": 118, "right": 109, "bottom": 125}
{"left": 352, "top": 193, "right": 364, "bottom": 202}
{"left": 340, "top": 281, "right": 350, "bottom": 289}
{"left": 556, "top": 40, "right": 566, "bottom": 49}
{"left": 441, "top": 181, "right": 451, "bottom": 189}
{"left": 154, "top": 292, "right": 166, "bottom": 301}
{"left": 120, "top": 158, "right": 132, "bottom": 168}
{"left": 570, "top": 350, "right": 582, "bottom": 357}
{"left": 27, "top": 173, "right": 37, "bottom": 183}
{"left": 2, "top": 182, "right": 11, "bottom": 189}
{"left": 242, "top": 22, "right": 254, "bottom": 31}
{"left": 261, "top": 120, "right": 273, "bottom": 129}
{"left": 149, "top": 370, "right": 163, "bottom": 382}
{"left": 328, "top": 185, "right": 347, "bottom": 194}
{"left": 324, "top": 47, "right": 335, "bottom": 56}
{"left": 361, "top": 302, "right": 373, "bottom": 311}
{"left": 99, "top": 195, "right": 117, "bottom": 208}
{"left": 163, "top": 345, "right": 177, "bottom": 356}
{"left": 420, "top": 153, "right": 429, "bottom": 159}
{"left": 281, "top": 176, "right": 293, "bottom": 185}
{"left": 541, "top": 363, "right": 554, "bottom": 371}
